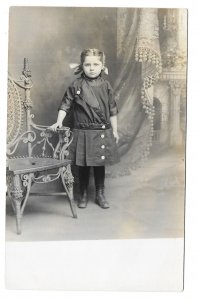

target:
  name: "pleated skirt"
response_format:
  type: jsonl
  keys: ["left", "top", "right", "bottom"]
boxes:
{"left": 68, "top": 128, "right": 119, "bottom": 166}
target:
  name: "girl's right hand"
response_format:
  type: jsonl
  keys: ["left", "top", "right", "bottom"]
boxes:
{"left": 113, "top": 131, "right": 119, "bottom": 144}
{"left": 48, "top": 122, "right": 63, "bottom": 132}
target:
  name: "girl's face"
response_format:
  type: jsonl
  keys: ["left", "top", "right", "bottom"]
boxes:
{"left": 82, "top": 55, "right": 103, "bottom": 79}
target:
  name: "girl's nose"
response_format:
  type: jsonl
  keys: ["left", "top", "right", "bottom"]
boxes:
{"left": 90, "top": 65, "right": 94, "bottom": 70}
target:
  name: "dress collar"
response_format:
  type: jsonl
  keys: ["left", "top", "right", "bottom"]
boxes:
{"left": 81, "top": 73, "right": 104, "bottom": 86}
{"left": 82, "top": 73, "right": 102, "bottom": 81}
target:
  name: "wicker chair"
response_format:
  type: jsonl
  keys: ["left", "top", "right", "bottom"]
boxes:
{"left": 6, "top": 58, "right": 77, "bottom": 234}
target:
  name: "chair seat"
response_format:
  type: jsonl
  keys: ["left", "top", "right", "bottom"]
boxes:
{"left": 7, "top": 157, "right": 71, "bottom": 175}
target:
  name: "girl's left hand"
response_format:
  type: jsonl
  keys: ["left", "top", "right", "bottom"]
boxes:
{"left": 113, "top": 131, "right": 119, "bottom": 144}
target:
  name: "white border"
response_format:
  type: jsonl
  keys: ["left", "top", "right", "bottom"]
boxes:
{"left": 5, "top": 239, "right": 184, "bottom": 291}
{"left": 1, "top": 0, "right": 197, "bottom": 299}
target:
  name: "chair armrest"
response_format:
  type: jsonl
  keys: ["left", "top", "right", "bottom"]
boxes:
{"left": 46, "top": 126, "right": 73, "bottom": 160}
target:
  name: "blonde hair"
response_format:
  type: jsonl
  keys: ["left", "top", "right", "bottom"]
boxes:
{"left": 72, "top": 48, "right": 106, "bottom": 75}
{"left": 80, "top": 48, "right": 106, "bottom": 66}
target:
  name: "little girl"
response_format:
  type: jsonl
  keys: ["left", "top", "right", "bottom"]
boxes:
{"left": 50, "top": 48, "right": 119, "bottom": 209}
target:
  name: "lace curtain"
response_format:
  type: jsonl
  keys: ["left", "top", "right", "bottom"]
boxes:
{"left": 107, "top": 8, "right": 162, "bottom": 177}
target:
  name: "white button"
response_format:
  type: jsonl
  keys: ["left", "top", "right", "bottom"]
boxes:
{"left": 101, "top": 145, "right": 105, "bottom": 149}
{"left": 101, "top": 156, "right": 105, "bottom": 160}
{"left": 101, "top": 134, "right": 105, "bottom": 138}
{"left": 102, "top": 125, "right": 105, "bottom": 129}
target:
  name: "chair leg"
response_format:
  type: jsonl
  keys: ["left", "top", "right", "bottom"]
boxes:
{"left": 15, "top": 199, "right": 22, "bottom": 235}
{"left": 60, "top": 166, "right": 77, "bottom": 218}
{"left": 11, "top": 174, "right": 24, "bottom": 235}
{"left": 67, "top": 184, "right": 77, "bottom": 219}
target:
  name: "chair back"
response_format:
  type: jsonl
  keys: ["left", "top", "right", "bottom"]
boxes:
{"left": 7, "top": 58, "right": 72, "bottom": 160}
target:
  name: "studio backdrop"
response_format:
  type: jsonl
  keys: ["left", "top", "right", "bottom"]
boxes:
{"left": 8, "top": 7, "right": 187, "bottom": 177}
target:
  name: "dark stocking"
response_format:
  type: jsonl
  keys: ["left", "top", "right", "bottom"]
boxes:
{"left": 94, "top": 166, "right": 109, "bottom": 209}
{"left": 93, "top": 166, "right": 105, "bottom": 188}
{"left": 78, "top": 166, "right": 90, "bottom": 208}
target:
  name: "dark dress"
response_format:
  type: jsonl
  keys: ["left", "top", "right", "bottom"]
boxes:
{"left": 59, "top": 73, "right": 119, "bottom": 166}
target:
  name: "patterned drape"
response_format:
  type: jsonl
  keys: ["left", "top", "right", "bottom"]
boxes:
{"left": 107, "top": 8, "right": 161, "bottom": 177}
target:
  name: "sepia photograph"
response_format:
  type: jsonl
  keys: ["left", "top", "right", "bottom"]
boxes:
{"left": 4, "top": 4, "right": 187, "bottom": 292}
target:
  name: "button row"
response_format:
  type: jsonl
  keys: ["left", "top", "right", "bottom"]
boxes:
{"left": 100, "top": 130, "right": 105, "bottom": 160}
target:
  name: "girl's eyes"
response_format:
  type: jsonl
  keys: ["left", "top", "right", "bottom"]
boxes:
{"left": 84, "top": 63, "right": 100, "bottom": 67}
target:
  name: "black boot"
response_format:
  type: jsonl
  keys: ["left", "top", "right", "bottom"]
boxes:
{"left": 78, "top": 189, "right": 88, "bottom": 208}
{"left": 78, "top": 166, "right": 90, "bottom": 209}
{"left": 95, "top": 186, "right": 109, "bottom": 209}
{"left": 94, "top": 166, "right": 109, "bottom": 208}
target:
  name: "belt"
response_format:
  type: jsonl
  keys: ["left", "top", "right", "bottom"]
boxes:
{"left": 74, "top": 123, "right": 111, "bottom": 130}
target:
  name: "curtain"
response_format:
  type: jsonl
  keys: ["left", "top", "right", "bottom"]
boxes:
{"left": 107, "top": 8, "right": 161, "bottom": 177}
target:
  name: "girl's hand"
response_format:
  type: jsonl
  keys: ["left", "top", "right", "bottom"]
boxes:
{"left": 48, "top": 122, "right": 63, "bottom": 132}
{"left": 113, "top": 131, "right": 119, "bottom": 144}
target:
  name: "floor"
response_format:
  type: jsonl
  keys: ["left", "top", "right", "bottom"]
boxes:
{"left": 5, "top": 148, "right": 185, "bottom": 241}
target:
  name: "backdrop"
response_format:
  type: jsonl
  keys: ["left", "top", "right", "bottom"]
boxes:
{"left": 8, "top": 7, "right": 161, "bottom": 177}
